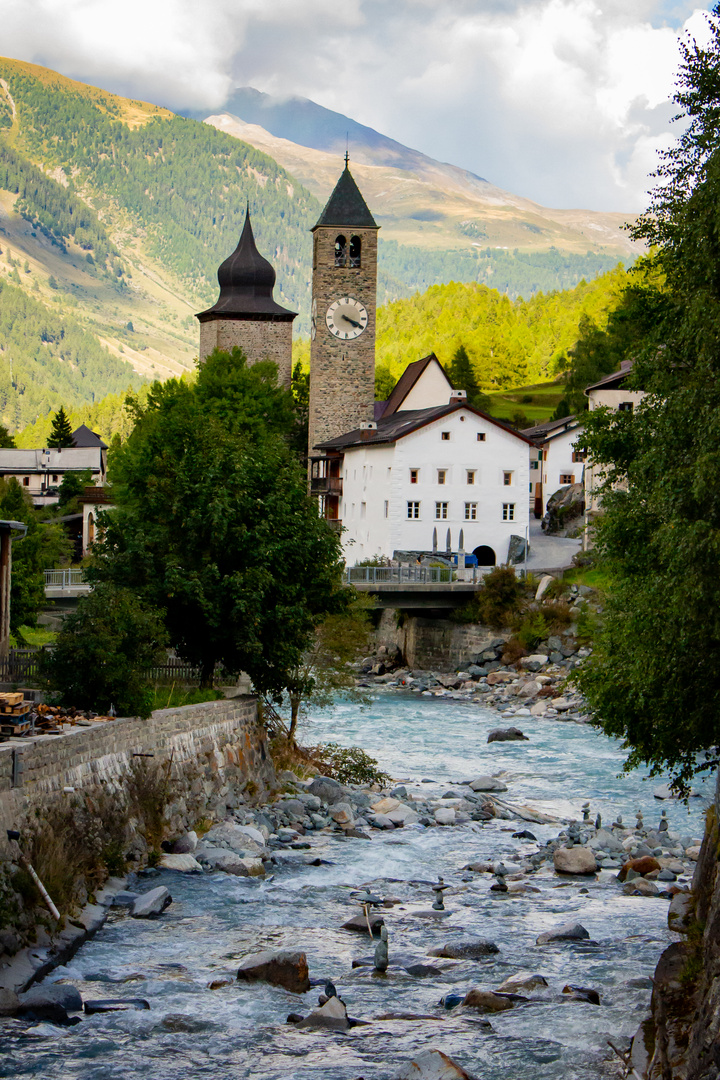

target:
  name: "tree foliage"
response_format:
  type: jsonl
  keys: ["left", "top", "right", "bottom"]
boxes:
{"left": 0, "top": 478, "right": 69, "bottom": 632}
{"left": 47, "top": 406, "right": 74, "bottom": 448}
{"left": 576, "top": 5, "right": 720, "bottom": 791}
{"left": 89, "top": 348, "right": 348, "bottom": 690}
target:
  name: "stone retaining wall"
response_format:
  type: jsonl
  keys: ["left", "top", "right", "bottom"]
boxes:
{"left": 0, "top": 697, "right": 273, "bottom": 851}
{"left": 372, "top": 609, "right": 507, "bottom": 670}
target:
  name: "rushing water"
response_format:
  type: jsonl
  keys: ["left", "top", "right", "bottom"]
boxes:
{"left": 1, "top": 695, "right": 710, "bottom": 1080}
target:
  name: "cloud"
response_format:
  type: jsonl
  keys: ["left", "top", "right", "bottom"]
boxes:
{"left": 0, "top": 0, "right": 713, "bottom": 211}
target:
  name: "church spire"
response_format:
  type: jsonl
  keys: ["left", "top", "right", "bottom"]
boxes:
{"left": 312, "top": 161, "right": 378, "bottom": 231}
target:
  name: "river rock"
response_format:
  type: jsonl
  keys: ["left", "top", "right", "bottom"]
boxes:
{"left": 131, "top": 886, "right": 172, "bottom": 918}
{"left": 536, "top": 921, "right": 589, "bottom": 945}
{"left": 587, "top": 829, "right": 624, "bottom": 853}
{"left": 371, "top": 797, "right": 401, "bottom": 814}
{"left": 487, "top": 728, "right": 528, "bottom": 743}
{"left": 497, "top": 971, "right": 548, "bottom": 992}
{"left": 435, "top": 807, "right": 456, "bottom": 825}
{"left": 236, "top": 949, "right": 310, "bottom": 993}
{"left": 668, "top": 890, "right": 693, "bottom": 932}
{"left": 308, "top": 776, "right": 344, "bottom": 804}
{"left": 623, "top": 878, "right": 660, "bottom": 897}
{"left": 16, "top": 1002, "right": 80, "bottom": 1026}
{"left": 296, "top": 994, "right": 349, "bottom": 1031}
{"left": 617, "top": 856, "right": 661, "bottom": 881}
{"left": 520, "top": 654, "right": 549, "bottom": 670}
{"left": 387, "top": 805, "right": 420, "bottom": 826}
{"left": 158, "top": 853, "right": 203, "bottom": 873}
{"left": 196, "top": 844, "right": 265, "bottom": 876}
{"left": 0, "top": 988, "right": 20, "bottom": 1016}
{"left": 395, "top": 1049, "right": 473, "bottom": 1080}
{"left": 342, "top": 912, "right": 385, "bottom": 935}
{"left": 20, "top": 984, "right": 83, "bottom": 1012}
{"left": 486, "top": 671, "right": 512, "bottom": 685}
{"left": 553, "top": 847, "right": 597, "bottom": 875}
{"left": 330, "top": 802, "right": 354, "bottom": 824}
{"left": 202, "top": 821, "right": 265, "bottom": 854}
{"left": 429, "top": 940, "right": 499, "bottom": 959}
{"left": 469, "top": 776, "right": 508, "bottom": 792}
{"left": 171, "top": 831, "right": 198, "bottom": 854}
{"left": 84, "top": 998, "right": 150, "bottom": 1014}
{"left": 562, "top": 984, "right": 600, "bottom": 1004}
{"left": 371, "top": 813, "right": 396, "bottom": 830}
{"left": 462, "top": 988, "right": 515, "bottom": 1012}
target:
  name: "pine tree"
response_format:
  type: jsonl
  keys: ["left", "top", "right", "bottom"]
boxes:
{"left": 447, "top": 344, "right": 488, "bottom": 409}
{"left": 47, "top": 406, "right": 74, "bottom": 448}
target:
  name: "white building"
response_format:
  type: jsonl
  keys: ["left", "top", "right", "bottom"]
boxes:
{"left": 522, "top": 414, "right": 584, "bottom": 516}
{"left": 314, "top": 355, "right": 534, "bottom": 566}
{"left": 584, "top": 360, "right": 645, "bottom": 513}
{"left": 0, "top": 425, "right": 107, "bottom": 508}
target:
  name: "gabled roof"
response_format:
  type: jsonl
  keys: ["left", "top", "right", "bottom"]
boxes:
{"left": 584, "top": 360, "right": 634, "bottom": 394}
{"left": 379, "top": 353, "right": 451, "bottom": 418}
{"left": 315, "top": 402, "right": 539, "bottom": 452}
{"left": 0, "top": 448, "right": 103, "bottom": 472}
{"left": 521, "top": 414, "right": 578, "bottom": 440}
{"left": 72, "top": 424, "right": 108, "bottom": 450}
{"left": 312, "top": 163, "right": 378, "bottom": 231}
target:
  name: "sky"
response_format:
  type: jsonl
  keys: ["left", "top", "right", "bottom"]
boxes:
{"left": 0, "top": 0, "right": 715, "bottom": 212}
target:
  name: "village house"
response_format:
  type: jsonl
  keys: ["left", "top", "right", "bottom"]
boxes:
{"left": 0, "top": 425, "right": 107, "bottom": 508}
{"left": 521, "top": 414, "right": 584, "bottom": 517}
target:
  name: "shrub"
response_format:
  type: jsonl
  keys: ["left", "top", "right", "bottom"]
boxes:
{"left": 501, "top": 637, "right": 528, "bottom": 665}
{"left": 516, "top": 612, "right": 551, "bottom": 650}
{"left": 454, "top": 566, "right": 523, "bottom": 628}
{"left": 308, "top": 743, "right": 391, "bottom": 786}
{"left": 537, "top": 599, "right": 573, "bottom": 630}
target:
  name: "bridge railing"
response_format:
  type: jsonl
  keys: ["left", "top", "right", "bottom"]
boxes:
{"left": 346, "top": 565, "right": 456, "bottom": 585}
{"left": 44, "top": 569, "right": 87, "bottom": 588}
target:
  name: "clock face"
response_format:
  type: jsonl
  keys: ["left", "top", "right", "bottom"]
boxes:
{"left": 325, "top": 296, "right": 368, "bottom": 340}
{"left": 311, "top": 299, "right": 317, "bottom": 340}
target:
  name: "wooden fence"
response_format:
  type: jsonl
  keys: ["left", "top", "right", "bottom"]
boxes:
{"left": 0, "top": 650, "right": 228, "bottom": 687}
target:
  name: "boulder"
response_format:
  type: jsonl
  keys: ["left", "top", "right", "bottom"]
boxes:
{"left": 617, "top": 856, "right": 661, "bottom": 881}
{"left": 131, "top": 886, "right": 172, "bottom": 918}
{"left": 196, "top": 844, "right": 265, "bottom": 876}
{"left": 296, "top": 994, "right": 349, "bottom": 1031}
{"left": 428, "top": 940, "right": 499, "bottom": 960}
{"left": 507, "top": 534, "right": 528, "bottom": 564}
{"left": 395, "top": 1049, "right": 473, "bottom": 1080}
{"left": 536, "top": 921, "right": 589, "bottom": 945}
{"left": 468, "top": 776, "right": 508, "bottom": 792}
{"left": 236, "top": 949, "right": 310, "bottom": 993}
{"left": 434, "top": 807, "right": 456, "bottom": 826}
{"left": 330, "top": 802, "right": 354, "bottom": 825}
{"left": 487, "top": 728, "right": 528, "bottom": 743}
{"left": 20, "top": 984, "right": 83, "bottom": 1012}
{"left": 519, "top": 654, "right": 549, "bottom": 669}
{"left": 497, "top": 972, "right": 548, "bottom": 992}
{"left": 387, "top": 805, "right": 420, "bottom": 826}
{"left": 171, "top": 831, "right": 197, "bottom": 854}
{"left": 623, "top": 879, "right": 659, "bottom": 897}
{"left": 562, "top": 984, "right": 600, "bottom": 1005}
{"left": 16, "top": 1002, "right": 80, "bottom": 1026}
{"left": 203, "top": 821, "right": 265, "bottom": 854}
{"left": 342, "top": 912, "right": 384, "bottom": 935}
{"left": 112, "top": 890, "right": 139, "bottom": 908}
{"left": 0, "top": 988, "right": 20, "bottom": 1016}
{"left": 462, "top": 988, "right": 515, "bottom": 1012}
{"left": 371, "top": 813, "right": 396, "bottom": 830}
{"left": 553, "top": 847, "right": 597, "bottom": 875}
{"left": 587, "top": 829, "right": 624, "bottom": 853}
{"left": 544, "top": 482, "right": 584, "bottom": 534}
{"left": 668, "top": 890, "right": 693, "bottom": 933}
{"left": 486, "top": 671, "right": 512, "bottom": 686}
{"left": 84, "top": 998, "right": 150, "bottom": 1014}
{"left": 371, "top": 797, "right": 401, "bottom": 814}
{"left": 308, "top": 776, "right": 344, "bottom": 804}
{"left": 158, "top": 853, "right": 203, "bottom": 873}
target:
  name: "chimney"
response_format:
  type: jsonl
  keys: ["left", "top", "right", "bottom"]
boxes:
{"left": 359, "top": 421, "right": 377, "bottom": 441}
{"left": 449, "top": 389, "right": 467, "bottom": 405}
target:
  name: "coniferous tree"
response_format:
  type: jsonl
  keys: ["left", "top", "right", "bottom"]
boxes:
{"left": 447, "top": 344, "right": 489, "bottom": 409}
{"left": 47, "top": 406, "right": 74, "bottom": 448}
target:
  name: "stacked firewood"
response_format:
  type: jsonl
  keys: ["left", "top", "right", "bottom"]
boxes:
{"left": 0, "top": 697, "right": 118, "bottom": 740}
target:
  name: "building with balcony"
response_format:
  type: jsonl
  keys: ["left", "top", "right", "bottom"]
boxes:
{"left": 0, "top": 426, "right": 107, "bottom": 507}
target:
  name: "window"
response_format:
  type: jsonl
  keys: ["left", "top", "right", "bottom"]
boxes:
{"left": 407, "top": 501, "right": 420, "bottom": 519}
{"left": 52, "top": 474, "right": 58, "bottom": 482}
{"left": 530, "top": 460, "right": 539, "bottom": 470}
{"left": 435, "top": 502, "right": 448, "bottom": 519}
{"left": 437, "top": 469, "right": 447, "bottom": 485}
{"left": 503, "top": 471, "right": 513, "bottom": 486}
{"left": 334, "top": 234, "right": 347, "bottom": 266}
{"left": 464, "top": 502, "right": 477, "bottom": 520}
{"left": 410, "top": 468, "right": 419, "bottom": 484}
{"left": 618, "top": 401, "right": 634, "bottom": 412}
{"left": 22, "top": 477, "right": 29, "bottom": 486}
{"left": 349, "top": 234, "right": 361, "bottom": 268}
{"left": 502, "top": 503, "right": 515, "bottom": 521}
{"left": 560, "top": 473, "right": 574, "bottom": 485}
{"left": 384, "top": 500, "right": 389, "bottom": 518}
{"left": 477, "top": 432, "right": 486, "bottom": 442}
{"left": 572, "top": 451, "right": 585, "bottom": 463}
{"left": 467, "top": 470, "right": 475, "bottom": 485}
{"left": 441, "top": 431, "right": 451, "bottom": 441}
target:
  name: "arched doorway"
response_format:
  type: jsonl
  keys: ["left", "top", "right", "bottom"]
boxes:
{"left": 472, "top": 544, "right": 496, "bottom": 566}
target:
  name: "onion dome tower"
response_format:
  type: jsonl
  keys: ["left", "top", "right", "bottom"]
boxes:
{"left": 196, "top": 207, "right": 296, "bottom": 388}
{"left": 308, "top": 157, "right": 379, "bottom": 453}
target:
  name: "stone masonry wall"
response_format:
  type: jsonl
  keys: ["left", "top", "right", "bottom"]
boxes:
{"left": 372, "top": 609, "right": 509, "bottom": 671}
{"left": 308, "top": 226, "right": 377, "bottom": 451}
{"left": 0, "top": 697, "right": 273, "bottom": 852}
{"left": 199, "top": 318, "right": 292, "bottom": 389}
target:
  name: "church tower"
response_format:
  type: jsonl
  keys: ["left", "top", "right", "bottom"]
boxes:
{"left": 308, "top": 160, "right": 379, "bottom": 452}
{"left": 196, "top": 208, "right": 296, "bottom": 388}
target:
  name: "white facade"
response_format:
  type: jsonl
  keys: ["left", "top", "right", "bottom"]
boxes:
{"left": 542, "top": 424, "right": 584, "bottom": 502}
{"left": 340, "top": 407, "right": 531, "bottom": 565}
{"left": 396, "top": 358, "right": 452, "bottom": 411}
{"left": 0, "top": 447, "right": 106, "bottom": 507}
{"left": 585, "top": 378, "right": 646, "bottom": 513}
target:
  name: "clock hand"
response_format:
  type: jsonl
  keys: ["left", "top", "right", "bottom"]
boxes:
{"left": 340, "top": 313, "right": 362, "bottom": 329}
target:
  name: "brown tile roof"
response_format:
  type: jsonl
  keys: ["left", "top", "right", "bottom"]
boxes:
{"left": 379, "top": 353, "right": 449, "bottom": 418}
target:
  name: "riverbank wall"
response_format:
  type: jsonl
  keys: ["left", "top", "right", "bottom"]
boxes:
{"left": 372, "top": 609, "right": 508, "bottom": 670}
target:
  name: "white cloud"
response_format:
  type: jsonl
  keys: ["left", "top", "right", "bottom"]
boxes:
{"left": 0, "top": 0, "right": 714, "bottom": 210}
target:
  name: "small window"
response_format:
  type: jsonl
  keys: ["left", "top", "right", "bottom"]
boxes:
{"left": 441, "top": 431, "right": 451, "bottom": 441}
{"left": 618, "top": 401, "right": 634, "bottom": 413}
{"left": 52, "top": 474, "right": 58, "bottom": 482}
{"left": 407, "top": 501, "right": 420, "bottom": 519}
{"left": 410, "top": 469, "right": 419, "bottom": 484}
{"left": 22, "top": 477, "right": 29, "bottom": 486}
{"left": 435, "top": 502, "right": 448, "bottom": 520}
{"left": 530, "top": 460, "right": 539, "bottom": 470}
{"left": 349, "top": 234, "right": 361, "bottom": 268}
{"left": 384, "top": 500, "right": 389, "bottom": 519}
{"left": 467, "top": 470, "right": 475, "bottom": 485}
{"left": 437, "top": 469, "right": 446, "bottom": 485}
{"left": 503, "top": 471, "right": 513, "bottom": 486}
{"left": 572, "top": 451, "right": 585, "bottom": 463}
{"left": 477, "top": 432, "right": 486, "bottom": 442}
{"left": 560, "top": 473, "right": 575, "bottom": 485}
{"left": 464, "top": 502, "right": 477, "bottom": 520}
{"left": 334, "top": 234, "right": 347, "bottom": 267}
{"left": 502, "top": 503, "right": 515, "bottom": 521}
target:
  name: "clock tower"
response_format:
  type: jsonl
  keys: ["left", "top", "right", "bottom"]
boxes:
{"left": 308, "top": 158, "right": 379, "bottom": 455}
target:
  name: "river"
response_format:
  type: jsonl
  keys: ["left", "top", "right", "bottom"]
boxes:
{"left": 0, "top": 694, "right": 710, "bottom": 1080}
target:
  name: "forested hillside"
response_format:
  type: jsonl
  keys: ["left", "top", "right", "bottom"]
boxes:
{"left": 374, "top": 263, "right": 630, "bottom": 389}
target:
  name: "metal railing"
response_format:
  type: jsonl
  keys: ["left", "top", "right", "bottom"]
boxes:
{"left": 44, "top": 569, "right": 87, "bottom": 588}
{"left": 346, "top": 565, "right": 456, "bottom": 585}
